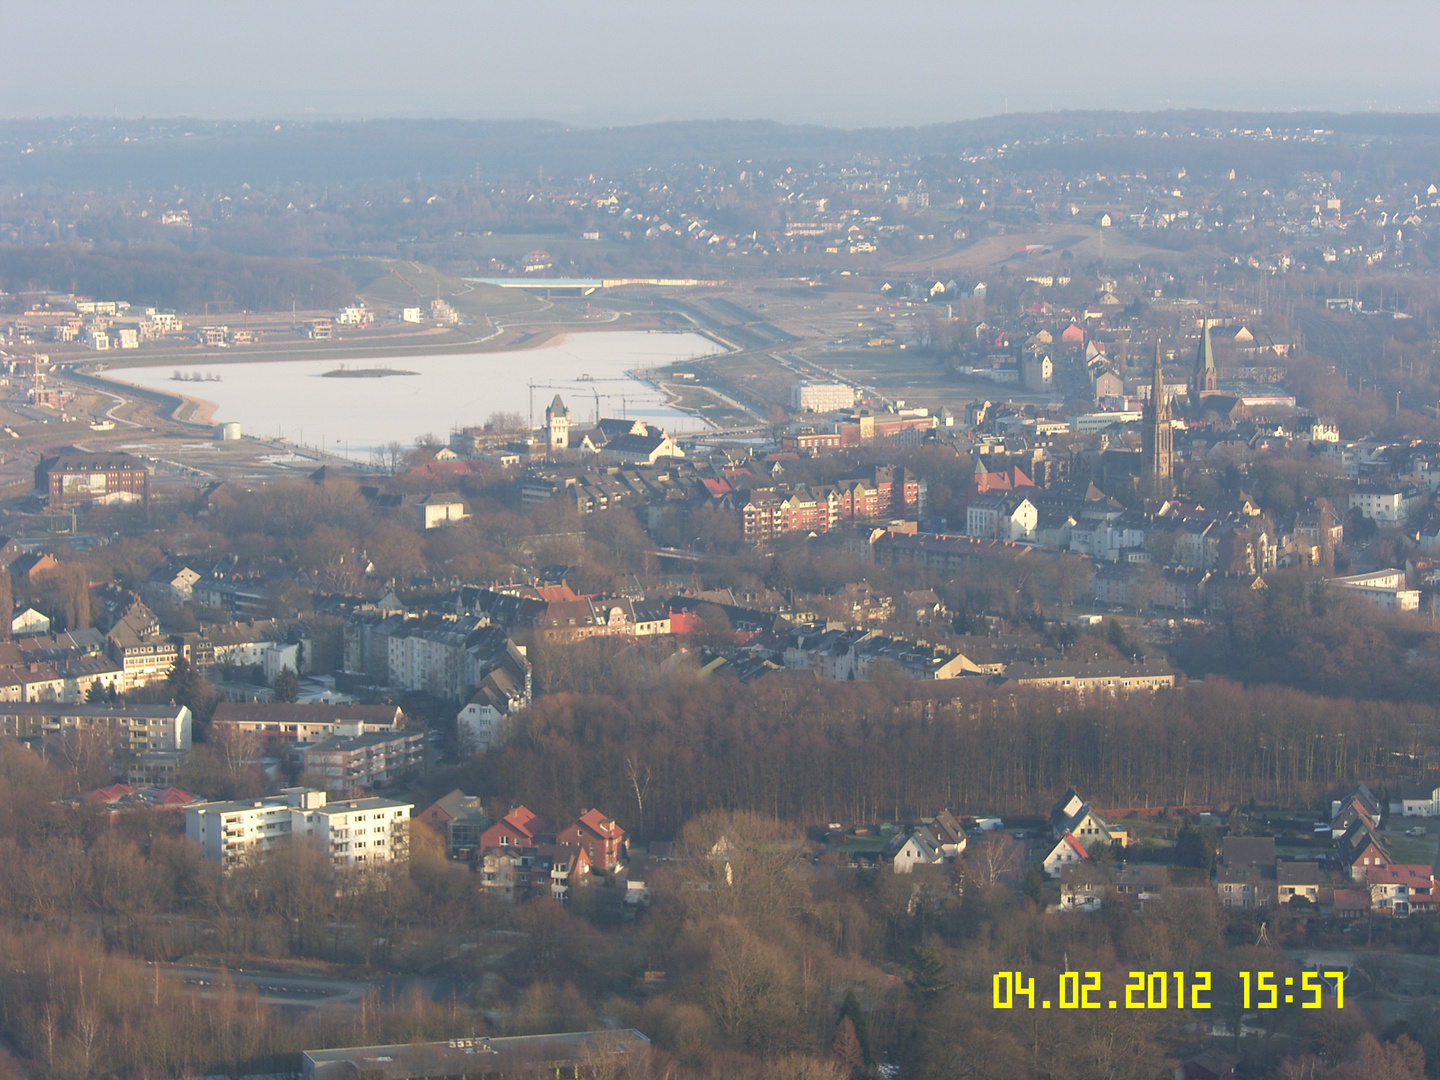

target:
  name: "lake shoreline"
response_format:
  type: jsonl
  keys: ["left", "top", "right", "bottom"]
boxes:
{"left": 100, "top": 330, "right": 725, "bottom": 457}
{"left": 86, "top": 326, "right": 568, "bottom": 370}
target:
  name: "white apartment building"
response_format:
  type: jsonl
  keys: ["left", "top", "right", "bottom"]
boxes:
{"left": 1348, "top": 487, "right": 1421, "bottom": 525}
{"left": 186, "top": 788, "right": 412, "bottom": 871}
{"left": 1069, "top": 411, "right": 1143, "bottom": 433}
{"left": 791, "top": 382, "right": 856, "bottom": 413}
{"left": 1327, "top": 569, "right": 1421, "bottom": 613}
{"left": 387, "top": 626, "right": 470, "bottom": 700}
{"left": 967, "top": 494, "right": 1037, "bottom": 541}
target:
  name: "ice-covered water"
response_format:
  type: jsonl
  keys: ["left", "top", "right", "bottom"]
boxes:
{"left": 108, "top": 330, "right": 721, "bottom": 459}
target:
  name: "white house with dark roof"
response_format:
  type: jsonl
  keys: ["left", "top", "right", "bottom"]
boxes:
{"left": 890, "top": 828, "right": 944, "bottom": 874}
{"left": 1043, "top": 833, "right": 1089, "bottom": 877}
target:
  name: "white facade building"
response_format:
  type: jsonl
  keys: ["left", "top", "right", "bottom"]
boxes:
{"left": 186, "top": 788, "right": 412, "bottom": 871}
{"left": 1069, "top": 411, "right": 1144, "bottom": 433}
{"left": 1327, "top": 569, "right": 1421, "bottom": 612}
{"left": 967, "top": 494, "right": 1037, "bottom": 541}
{"left": 1348, "top": 488, "right": 1421, "bottom": 525}
{"left": 791, "top": 382, "right": 856, "bottom": 413}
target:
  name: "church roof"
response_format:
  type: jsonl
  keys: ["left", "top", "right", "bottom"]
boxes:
{"left": 549, "top": 394, "right": 567, "bottom": 413}
{"left": 1198, "top": 322, "right": 1216, "bottom": 373}
{"left": 1146, "top": 338, "right": 1170, "bottom": 419}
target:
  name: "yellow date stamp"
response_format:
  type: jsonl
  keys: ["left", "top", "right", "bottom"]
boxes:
{"left": 991, "top": 970, "right": 1345, "bottom": 1009}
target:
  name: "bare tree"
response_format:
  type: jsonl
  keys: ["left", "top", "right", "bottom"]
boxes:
{"left": 211, "top": 723, "right": 261, "bottom": 775}
{"left": 702, "top": 917, "right": 786, "bottom": 1045}
{"left": 625, "top": 753, "right": 652, "bottom": 835}
{"left": 484, "top": 410, "right": 527, "bottom": 432}
{"left": 960, "top": 831, "right": 1025, "bottom": 888}
{"left": 53, "top": 728, "right": 114, "bottom": 793}
{"left": 384, "top": 441, "right": 406, "bottom": 475}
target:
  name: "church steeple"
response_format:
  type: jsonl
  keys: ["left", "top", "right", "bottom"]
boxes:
{"left": 1151, "top": 337, "right": 1167, "bottom": 412}
{"left": 1192, "top": 320, "right": 1218, "bottom": 399}
{"left": 1142, "top": 338, "right": 1174, "bottom": 497}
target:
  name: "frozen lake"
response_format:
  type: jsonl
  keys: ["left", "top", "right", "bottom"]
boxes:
{"left": 107, "top": 331, "right": 722, "bottom": 459}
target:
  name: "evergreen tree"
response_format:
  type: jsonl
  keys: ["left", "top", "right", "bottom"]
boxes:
{"left": 831, "top": 1016, "right": 864, "bottom": 1077}
{"left": 838, "top": 988, "right": 872, "bottom": 1064}
{"left": 273, "top": 665, "right": 300, "bottom": 703}
{"left": 763, "top": 554, "right": 791, "bottom": 593}
{"left": 1174, "top": 824, "right": 1220, "bottom": 871}
{"left": 906, "top": 941, "right": 951, "bottom": 1001}
{"left": 1022, "top": 863, "right": 1048, "bottom": 906}
{"left": 167, "top": 655, "right": 200, "bottom": 709}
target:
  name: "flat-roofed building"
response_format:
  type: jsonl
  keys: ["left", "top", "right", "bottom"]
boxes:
{"left": 186, "top": 788, "right": 412, "bottom": 871}
{"left": 35, "top": 449, "right": 149, "bottom": 508}
{"left": 300, "top": 730, "right": 425, "bottom": 791}
{"left": 792, "top": 382, "right": 856, "bottom": 413}
{"left": 1327, "top": 569, "right": 1421, "bottom": 613}
{"left": 301, "top": 1031, "right": 651, "bottom": 1080}
{"left": 211, "top": 702, "right": 405, "bottom": 743}
{"left": 0, "top": 703, "right": 191, "bottom": 752}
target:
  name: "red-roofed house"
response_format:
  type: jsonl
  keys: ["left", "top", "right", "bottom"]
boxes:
{"left": 479, "top": 806, "right": 549, "bottom": 852}
{"left": 971, "top": 464, "right": 1035, "bottom": 495}
{"left": 87, "top": 783, "right": 139, "bottom": 803}
{"left": 557, "top": 808, "right": 628, "bottom": 871}
{"left": 1331, "top": 888, "right": 1369, "bottom": 919}
{"left": 150, "top": 787, "right": 200, "bottom": 808}
{"left": 407, "top": 460, "right": 482, "bottom": 482}
{"left": 667, "top": 609, "right": 704, "bottom": 635}
{"left": 1043, "top": 832, "right": 1089, "bottom": 878}
{"left": 1369, "top": 864, "right": 1436, "bottom": 915}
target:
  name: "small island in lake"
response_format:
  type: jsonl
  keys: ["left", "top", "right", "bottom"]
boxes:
{"left": 321, "top": 366, "right": 419, "bottom": 378}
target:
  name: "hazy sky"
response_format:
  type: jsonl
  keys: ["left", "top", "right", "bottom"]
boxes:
{"left": 6, "top": 0, "right": 1440, "bottom": 126}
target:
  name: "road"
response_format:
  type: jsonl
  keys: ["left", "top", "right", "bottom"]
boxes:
{"left": 160, "top": 963, "right": 465, "bottom": 1010}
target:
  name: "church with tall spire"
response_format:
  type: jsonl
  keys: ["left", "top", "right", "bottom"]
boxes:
{"left": 1191, "top": 320, "right": 1219, "bottom": 400}
{"left": 1141, "top": 339, "right": 1174, "bottom": 497}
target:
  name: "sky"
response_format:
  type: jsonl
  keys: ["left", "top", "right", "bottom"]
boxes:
{"left": 5, "top": 0, "right": 1440, "bottom": 127}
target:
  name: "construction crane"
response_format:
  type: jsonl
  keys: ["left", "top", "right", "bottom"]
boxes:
{"left": 528, "top": 381, "right": 627, "bottom": 426}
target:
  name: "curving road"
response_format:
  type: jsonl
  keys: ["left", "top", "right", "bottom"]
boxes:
{"left": 160, "top": 963, "right": 465, "bottom": 1010}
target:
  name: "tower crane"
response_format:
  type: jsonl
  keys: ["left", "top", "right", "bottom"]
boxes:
{"left": 528, "top": 380, "right": 628, "bottom": 426}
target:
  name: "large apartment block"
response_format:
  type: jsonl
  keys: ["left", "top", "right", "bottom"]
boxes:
{"left": 299, "top": 730, "right": 425, "bottom": 791}
{"left": 186, "top": 788, "right": 413, "bottom": 871}
{"left": 210, "top": 702, "right": 406, "bottom": 743}
{"left": 0, "top": 703, "right": 191, "bottom": 751}
{"left": 35, "top": 449, "right": 149, "bottom": 508}
{"left": 791, "top": 382, "right": 856, "bottom": 413}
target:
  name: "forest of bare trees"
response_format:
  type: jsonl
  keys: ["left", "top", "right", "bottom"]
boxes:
{"left": 440, "top": 674, "right": 1440, "bottom": 838}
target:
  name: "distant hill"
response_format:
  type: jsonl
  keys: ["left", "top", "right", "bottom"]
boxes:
{"left": 3, "top": 110, "right": 1440, "bottom": 187}
{"left": 0, "top": 246, "right": 355, "bottom": 312}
